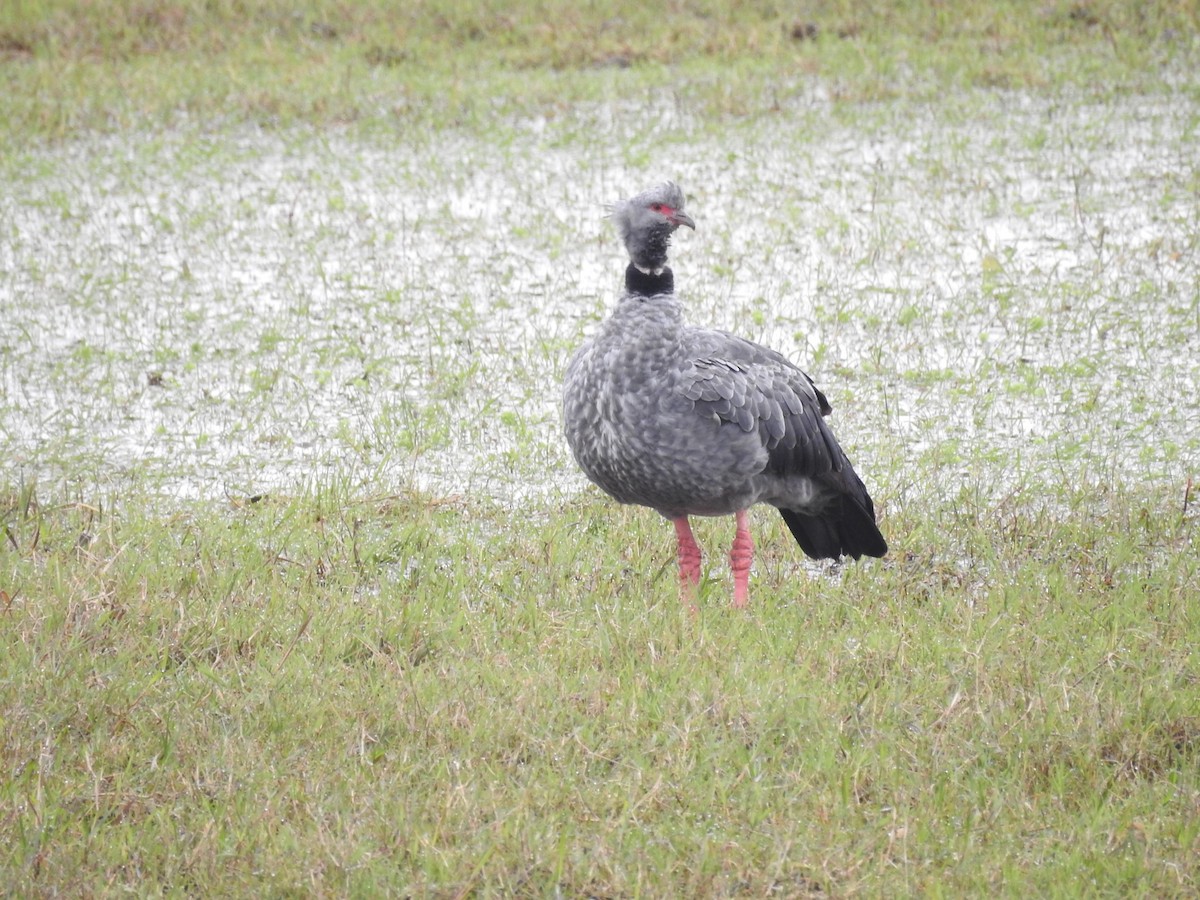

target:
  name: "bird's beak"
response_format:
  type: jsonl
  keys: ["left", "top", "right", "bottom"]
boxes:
{"left": 671, "top": 211, "right": 696, "bottom": 230}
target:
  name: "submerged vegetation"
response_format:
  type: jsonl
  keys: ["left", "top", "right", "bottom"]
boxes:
{"left": 2, "top": 0, "right": 1198, "bottom": 895}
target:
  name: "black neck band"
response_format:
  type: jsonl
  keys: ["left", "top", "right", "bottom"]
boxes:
{"left": 625, "top": 263, "right": 673, "bottom": 297}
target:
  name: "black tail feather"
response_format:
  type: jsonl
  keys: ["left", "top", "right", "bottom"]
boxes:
{"left": 779, "top": 499, "right": 887, "bottom": 562}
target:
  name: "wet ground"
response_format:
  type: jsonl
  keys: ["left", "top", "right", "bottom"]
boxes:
{"left": 2, "top": 84, "right": 1197, "bottom": 506}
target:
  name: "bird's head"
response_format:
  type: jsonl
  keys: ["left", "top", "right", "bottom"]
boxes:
{"left": 609, "top": 182, "right": 695, "bottom": 274}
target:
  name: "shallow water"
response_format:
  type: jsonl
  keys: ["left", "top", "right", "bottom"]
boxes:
{"left": 1, "top": 84, "right": 1197, "bottom": 508}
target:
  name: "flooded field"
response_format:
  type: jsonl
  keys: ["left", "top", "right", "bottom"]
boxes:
{"left": 2, "top": 85, "right": 1197, "bottom": 507}
{"left": 3, "top": 22, "right": 1200, "bottom": 888}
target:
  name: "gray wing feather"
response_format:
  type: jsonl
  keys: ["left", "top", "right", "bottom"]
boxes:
{"left": 680, "top": 335, "right": 843, "bottom": 479}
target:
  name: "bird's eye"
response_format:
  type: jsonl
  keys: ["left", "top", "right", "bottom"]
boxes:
{"left": 651, "top": 203, "right": 664, "bottom": 212}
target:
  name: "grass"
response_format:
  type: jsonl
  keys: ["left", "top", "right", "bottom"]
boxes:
{"left": 2, "top": 1, "right": 1197, "bottom": 138}
{"left": 3, "top": 0, "right": 1200, "bottom": 895}
{"left": 2, "top": 479, "right": 1198, "bottom": 895}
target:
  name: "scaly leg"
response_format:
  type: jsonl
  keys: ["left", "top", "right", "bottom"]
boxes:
{"left": 730, "top": 509, "right": 754, "bottom": 608}
{"left": 672, "top": 516, "right": 702, "bottom": 603}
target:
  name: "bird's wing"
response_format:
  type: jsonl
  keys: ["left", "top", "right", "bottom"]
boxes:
{"left": 678, "top": 331, "right": 847, "bottom": 480}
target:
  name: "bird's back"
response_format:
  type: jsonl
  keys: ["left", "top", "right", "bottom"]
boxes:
{"left": 675, "top": 323, "right": 885, "bottom": 555}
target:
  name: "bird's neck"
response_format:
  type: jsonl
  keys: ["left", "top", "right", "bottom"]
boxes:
{"left": 624, "top": 263, "right": 674, "bottom": 297}
{"left": 626, "top": 226, "right": 673, "bottom": 274}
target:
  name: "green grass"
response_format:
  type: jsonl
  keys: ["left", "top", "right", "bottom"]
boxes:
{"left": 3, "top": 0, "right": 1200, "bottom": 894}
{"left": 2, "top": 479, "right": 1198, "bottom": 895}
{"left": 2, "top": 0, "right": 1197, "bottom": 138}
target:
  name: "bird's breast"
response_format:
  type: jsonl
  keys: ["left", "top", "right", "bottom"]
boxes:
{"left": 564, "top": 341, "right": 771, "bottom": 516}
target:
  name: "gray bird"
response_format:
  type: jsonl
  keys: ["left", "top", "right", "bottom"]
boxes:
{"left": 563, "top": 182, "right": 886, "bottom": 607}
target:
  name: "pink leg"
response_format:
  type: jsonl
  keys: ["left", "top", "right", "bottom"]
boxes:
{"left": 673, "top": 516, "right": 702, "bottom": 603}
{"left": 730, "top": 510, "right": 754, "bottom": 608}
